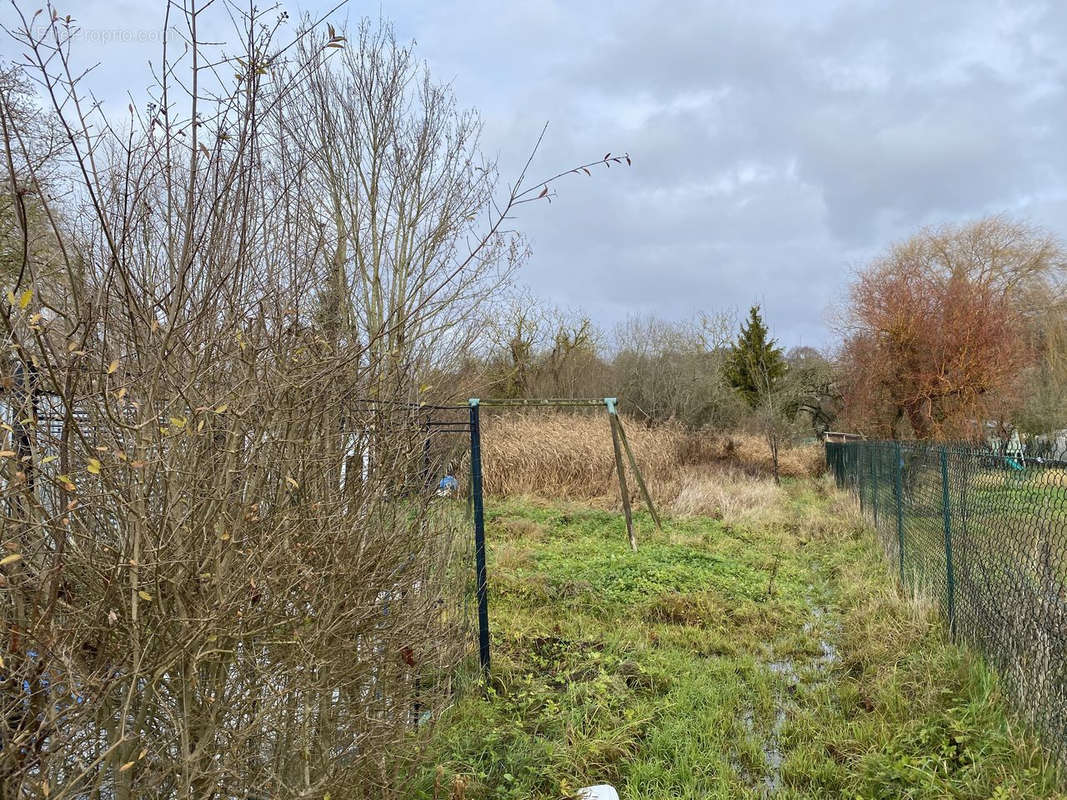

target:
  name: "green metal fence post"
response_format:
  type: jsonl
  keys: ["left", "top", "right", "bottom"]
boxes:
{"left": 872, "top": 447, "right": 879, "bottom": 527}
{"left": 859, "top": 446, "right": 866, "bottom": 515}
{"left": 939, "top": 446, "right": 956, "bottom": 639}
{"left": 468, "top": 398, "right": 491, "bottom": 676}
{"left": 893, "top": 441, "right": 904, "bottom": 587}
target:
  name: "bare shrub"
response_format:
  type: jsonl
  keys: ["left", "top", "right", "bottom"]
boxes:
{"left": 0, "top": 8, "right": 539, "bottom": 798}
{"left": 0, "top": 4, "right": 632, "bottom": 792}
{"left": 703, "top": 433, "right": 825, "bottom": 479}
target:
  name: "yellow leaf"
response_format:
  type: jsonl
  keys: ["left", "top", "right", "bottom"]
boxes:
{"left": 5, "top": 290, "right": 14, "bottom": 305}
{"left": 137, "top": 590, "right": 152, "bottom": 602}
{"left": 86, "top": 458, "right": 101, "bottom": 475}
{"left": 169, "top": 416, "right": 186, "bottom": 428}
{"left": 0, "top": 553, "right": 22, "bottom": 566}
{"left": 107, "top": 360, "right": 119, "bottom": 374}
{"left": 117, "top": 386, "right": 127, "bottom": 400}
{"left": 39, "top": 455, "right": 57, "bottom": 465}
{"left": 286, "top": 475, "right": 299, "bottom": 489}
{"left": 214, "top": 404, "right": 228, "bottom": 414}
{"left": 119, "top": 761, "right": 135, "bottom": 772}
{"left": 18, "top": 289, "right": 32, "bottom": 309}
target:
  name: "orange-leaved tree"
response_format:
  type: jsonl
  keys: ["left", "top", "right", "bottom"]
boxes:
{"left": 838, "top": 217, "right": 1065, "bottom": 440}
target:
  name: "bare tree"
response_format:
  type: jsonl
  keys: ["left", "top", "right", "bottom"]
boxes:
{"left": 284, "top": 21, "right": 523, "bottom": 399}
{"left": 612, "top": 312, "right": 741, "bottom": 428}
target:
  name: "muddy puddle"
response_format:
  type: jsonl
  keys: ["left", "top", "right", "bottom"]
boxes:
{"left": 739, "top": 596, "right": 841, "bottom": 796}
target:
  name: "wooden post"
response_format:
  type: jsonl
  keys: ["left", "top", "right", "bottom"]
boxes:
{"left": 606, "top": 402, "right": 637, "bottom": 552}
{"left": 613, "top": 413, "right": 662, "bottom": 530}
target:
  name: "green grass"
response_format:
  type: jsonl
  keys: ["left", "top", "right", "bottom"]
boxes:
{"left": 406, "top": 480, "right": 1064, "bottom": 799}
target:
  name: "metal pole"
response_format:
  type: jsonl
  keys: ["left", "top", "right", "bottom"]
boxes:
{"left": 940, "top": 446, "right": 956, "bottom": 639}
{"left": 476, "top": 397, "right": 609, "bottom": 408}
{"left": 859, "top": 446, "right": 865, "bottom": 515}
{"left": 893, "top": 441, "right": 905, "bottom": 587}
{"left": 872, "top": 447, "right": 879, "bottom": 527}
{"left": 468, "top": 399, "right": 491, "bottom": 676}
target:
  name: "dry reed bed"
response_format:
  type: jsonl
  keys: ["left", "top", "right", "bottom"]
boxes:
{"left": 480, "top": 412, "right": 682, "bottom": 499}
{"left": 480, "top": 412, "right": 824, "bottom": 516}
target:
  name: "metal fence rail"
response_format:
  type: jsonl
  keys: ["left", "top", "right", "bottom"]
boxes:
{"left": 827, "top": 440, "right": 1067, "bottom": 766}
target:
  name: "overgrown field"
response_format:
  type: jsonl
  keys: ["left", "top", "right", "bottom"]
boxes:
{"left": 479, "top": 412, "right": 824, "bottom": 500}
{"left": 409, "top": 476, "right": 1063, "bottom": 799}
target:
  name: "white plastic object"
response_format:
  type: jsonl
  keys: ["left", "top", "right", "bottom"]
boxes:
{"left": 577, "top": 786, "right": 620, "bottom": 800}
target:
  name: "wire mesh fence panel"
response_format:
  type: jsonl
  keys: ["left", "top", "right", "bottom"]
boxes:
{"left": 827, "top": 439, "right": 1067, "bottom": 768}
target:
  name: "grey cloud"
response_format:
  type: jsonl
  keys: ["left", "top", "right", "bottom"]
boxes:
{"left": 8, "top": 0, "right": 1067, "bottom": 348}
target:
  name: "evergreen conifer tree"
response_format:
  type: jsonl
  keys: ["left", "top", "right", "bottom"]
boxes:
{"left": 723, "top": 305, "right": 786, "bottom": 407}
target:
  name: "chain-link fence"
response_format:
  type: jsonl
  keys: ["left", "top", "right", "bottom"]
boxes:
{"left": 827, "top": 440, "right": 1067, "bottom": 767}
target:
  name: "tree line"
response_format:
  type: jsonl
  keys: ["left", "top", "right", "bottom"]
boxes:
{"left": 441, "top": 216, "right": 1066, "bottom": 449}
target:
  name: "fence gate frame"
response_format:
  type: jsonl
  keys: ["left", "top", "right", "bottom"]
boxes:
{"left": 467, "top": 396, "right": 661, "bottom": 678}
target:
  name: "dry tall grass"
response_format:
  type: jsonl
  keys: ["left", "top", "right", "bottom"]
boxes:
{"left": 480, "top": 412, "right": 682, "bottom": 498}
{"left": 480, "top": 412, "right": 824, "bottom": 515}
{"left": 668, "top": 466, "right": 785, "bottom": 527}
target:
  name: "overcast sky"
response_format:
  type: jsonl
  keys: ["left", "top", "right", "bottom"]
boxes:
{"left": 4, "top": 0, "right": 1067, "bottom": 349}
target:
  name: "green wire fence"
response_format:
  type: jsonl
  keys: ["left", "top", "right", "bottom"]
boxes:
{"left": 827, "top": 440, "right": 1067, "bottom": 767}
